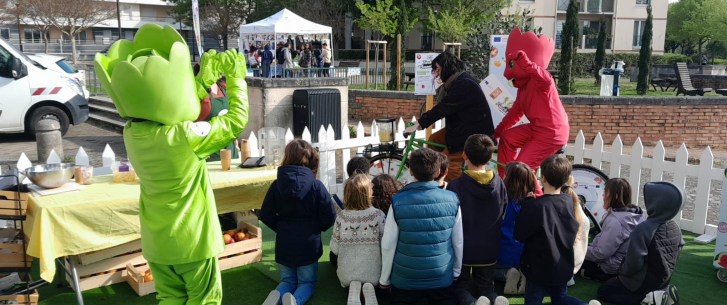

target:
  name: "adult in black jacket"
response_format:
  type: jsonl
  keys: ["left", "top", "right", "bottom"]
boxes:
{"left": 404, "top": 52, "right": 495, "bottom": 182}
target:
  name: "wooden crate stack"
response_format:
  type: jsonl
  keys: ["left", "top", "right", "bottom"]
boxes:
{"left": 0, "top": 188, "right": 36, "bottom": 304}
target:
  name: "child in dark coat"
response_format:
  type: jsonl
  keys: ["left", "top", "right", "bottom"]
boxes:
{"left": 597, "top": 181, "right": 683, "bottom": 305}
{"left": 514, "top": 156, "right": 600, "bottom": 305}
{"left": 260, "top": 140, "right": 337, "bottom": 305}
{"left": 448, "top": 135, "right": 509, "bottom": 305}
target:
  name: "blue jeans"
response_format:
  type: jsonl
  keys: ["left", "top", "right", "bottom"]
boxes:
{"left": 524, "top": 282, "right": 587, "bottom": 305}
{"left": 276, "top": 262, "right": 318, "bottom": 305}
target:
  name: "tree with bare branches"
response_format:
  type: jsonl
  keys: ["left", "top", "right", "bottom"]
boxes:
{"left": 166, "top": 0, "right": 254, "bottom": 51}
{"left": 16, "top": 0, "right": 56, "bottom": 53}
{"left": 25, "top": 0, "right": 116, "bottom": 63}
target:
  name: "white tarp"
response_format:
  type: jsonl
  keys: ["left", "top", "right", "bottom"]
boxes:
{"left": 239, "top": 8, "right": 332, "bottom": 35}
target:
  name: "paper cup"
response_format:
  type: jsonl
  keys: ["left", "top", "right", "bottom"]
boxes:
{"left": 220, "top": 149, "right": 232, "bottom": 171}
{"left": 239, "top": 140, "right": 251, "bottom": 161}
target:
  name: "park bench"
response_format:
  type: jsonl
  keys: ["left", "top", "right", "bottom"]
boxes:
{"left": 675, "top": 62, "right": 712, "bottom": 96}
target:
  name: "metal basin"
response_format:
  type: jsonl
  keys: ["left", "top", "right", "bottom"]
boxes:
{"left": 23, "top": 163, "right": 75, "bottom": 189}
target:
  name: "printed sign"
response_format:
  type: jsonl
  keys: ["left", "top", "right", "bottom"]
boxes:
{"left": 191, "top": 0, "right": 203, "bottom": 56}
{"left": 414, "top": 53, "right": 442, "bottom": 96}
{"left": 482, "top": 35, "right": 528, "bottom": 128}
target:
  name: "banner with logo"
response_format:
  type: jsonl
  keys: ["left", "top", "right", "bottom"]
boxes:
{"left": 414, "top": 53, "right": 442, "bottom": 96}
{"left": 480, "top": 35, "right": 528, "bottom": 128}
{"left": 192, "top": 0, "right": 203, "bottom": 56}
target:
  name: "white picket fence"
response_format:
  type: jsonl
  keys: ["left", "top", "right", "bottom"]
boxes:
{"left": 3, "top": 118, "right": 724, "bottom": 237}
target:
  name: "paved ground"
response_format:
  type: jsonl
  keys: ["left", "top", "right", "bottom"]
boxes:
{"left": 0, "top": 123, "right": 127, "bottom": 169}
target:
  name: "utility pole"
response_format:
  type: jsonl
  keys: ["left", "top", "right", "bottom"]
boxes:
{"left": 116, "top": 0, "right": 122, "bottom": 39}
{"left": 16, "top": 3, "right": 22, "bottom": 51}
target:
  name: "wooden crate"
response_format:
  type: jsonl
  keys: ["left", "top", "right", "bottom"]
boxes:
{"left": 0, "top": 190, "right": 28, "bottom": 216}
{"left": 126, "top": 264, "right": 156, "bottom": 297}
{"left": 77, "top": 239, "right": 142, "bottom": 266}
{"left": 66, "top": 250, "right": 148, "bottom": 292}
{"left": 0, "top": 242, "right": 32, "bottom": 269}
{"left": 218, "top": 220, "right": 263, "bottom": 270}
{"left": 0, "top": 290, "right": 39, "bottom": 305}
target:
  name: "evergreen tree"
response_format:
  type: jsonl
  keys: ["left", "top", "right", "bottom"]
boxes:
{"left": 637, "top": 5, "right": 653, "bottom": 95}
{"left": 594, "top": 16, "right": 607, "bottom": 85}
{"left": 558, "top": 0, "right": 579, "bottom": 95}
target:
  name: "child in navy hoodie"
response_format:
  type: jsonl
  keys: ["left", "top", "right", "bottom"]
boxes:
{"left": 448, "top": 134, "right": 510, "bottom": 305}
{"left": 260, "top": 140, "right": 337, "bottom": 305}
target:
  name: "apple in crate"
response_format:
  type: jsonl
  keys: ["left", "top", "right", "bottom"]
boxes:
{"left": 234, "top": 232, "right": 246, "bottom": 242}
{"left": 143, "top": 269, "right": 154, "bottom": 283}
{"left": 223, "top": 234, "right": 235, "bottom": 245}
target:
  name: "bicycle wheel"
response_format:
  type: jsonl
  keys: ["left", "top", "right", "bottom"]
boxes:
{"left": 572, "top": 164, "right": 609, "bottom": 226}
{"left": 368, "top": 154, "right": 414, "bottom": 185}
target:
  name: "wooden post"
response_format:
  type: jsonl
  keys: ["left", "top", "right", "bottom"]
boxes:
{"left": 383, "top": 42, "right": 387, "bottom": 91}
{"left": 425, "top": 95, "right": 434, "bottom": 139}
{"left": 397, "top": 34, "right": 401, "bottom": 91}
{"left": 366, "top": 41, "right": 370, "bottom": 89}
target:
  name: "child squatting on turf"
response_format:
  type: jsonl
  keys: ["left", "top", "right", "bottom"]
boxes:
{"left": 447, "top": 134, "right": 509, "bottom": 305}
{"left": 260, "top": 140, "right": 337, "bottom": 305}
{"left": 514, "top": 155, "right": 600, "bottom": 305}
{"left": 379, "top": 148, "right": 464, "bottom": 304}
{"left": 330, "top": 174, "right": 386, "bottom": 305}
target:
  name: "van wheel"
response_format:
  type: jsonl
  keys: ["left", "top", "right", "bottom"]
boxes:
{"left": 26, "top": 106, "right": 70, "bottom": 137}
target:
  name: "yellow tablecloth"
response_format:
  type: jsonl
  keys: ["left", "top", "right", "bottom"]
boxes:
{"left": 24, "top": 162, "right": 277, "bottom": 282}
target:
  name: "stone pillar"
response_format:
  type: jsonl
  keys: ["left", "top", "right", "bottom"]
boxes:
{"left": 35, "top": 119, "right": 63, "bottom": 163}
{"left": 345, "top": 12, "right": 353, "bottom": 50}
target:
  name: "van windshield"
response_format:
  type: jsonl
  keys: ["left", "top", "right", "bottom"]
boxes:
{"left": 0, "top": 37, "right": 35, "bottom": 64}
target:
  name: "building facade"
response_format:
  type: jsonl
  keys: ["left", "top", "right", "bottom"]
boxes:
{"left": 0, "top": 0, "right": 225, "bottom": 61}
{"left": 350, "top": 0, "right": 667, "bottom": 55}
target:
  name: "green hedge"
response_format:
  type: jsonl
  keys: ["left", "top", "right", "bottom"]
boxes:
{"left": 548, "top": 52, "right": 693, "bottom": 77}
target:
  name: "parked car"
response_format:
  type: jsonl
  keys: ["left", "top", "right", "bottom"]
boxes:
{"left": 0, "top": 37, "right": 89, "bottom": 136}
{"left": 28, "top": 53, "right": 89, "bottom": 97}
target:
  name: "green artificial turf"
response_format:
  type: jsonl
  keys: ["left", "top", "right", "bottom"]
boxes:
{"left": 34, "top": 224, "right": 727, "bottom": 304}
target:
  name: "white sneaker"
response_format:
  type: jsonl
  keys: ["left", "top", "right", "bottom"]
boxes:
{"left": 262, "top": 290, "right": 280, "bottom": 305}
{"left": 282, "top": 292, "right": 297, "bottom": 305}
{"left": 588, "top": 301, "right": 601, "bottom": 305}
{"left": 362, "top": 282, "right": 378, "bottom": 305}
{"left": 475, "top": 296, "right": 490, "bottom": 305}
{"left": 348, "top": 281, "right": 362, "bottom": 305}
{"left": 567, "top": 277, "right": 575, "bottom": 287}
{"left": 504, "top": 268, "right": 520, "bottom": 295}
{"left": 494, "top": 296, "right": 509, "bottom": 305}
{"left": 641, "top": 291, "right": 665, "bottom": 305}
{"left": 517, "top": 272, "right": 526, "bottom": 295}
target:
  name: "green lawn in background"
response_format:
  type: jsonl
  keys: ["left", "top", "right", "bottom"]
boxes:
{"left": 35, "top": 222, "right": 727, "bottom": 304}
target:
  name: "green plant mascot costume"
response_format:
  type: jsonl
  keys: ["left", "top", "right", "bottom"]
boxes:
{"left": 94, "top": 24, "right": 249, "bottom": 304}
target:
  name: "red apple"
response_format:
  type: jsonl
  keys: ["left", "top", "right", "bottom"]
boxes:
{"left": 223, "top": 234, "right": 234, "bottom": 245}
{"left": 234, "top": 232, "right": 246, "bottom": 242}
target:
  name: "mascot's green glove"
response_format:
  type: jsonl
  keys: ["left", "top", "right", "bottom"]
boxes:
{"left": 218, "top": 49, "right": 247, "bottom": 79}
{"left": 195, "top": 49, "right": 222, "bottom": 100}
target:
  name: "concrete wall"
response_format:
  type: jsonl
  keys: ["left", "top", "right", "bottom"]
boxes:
{"left": 349, "top": 90, "right": 727, "bottom": 147}
{"left": 244, "top": 77, "right": 349, "bottom": 139}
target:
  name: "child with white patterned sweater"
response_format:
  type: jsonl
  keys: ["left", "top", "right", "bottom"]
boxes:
{"left": 330, "top": 174, "right": 386, "bottom": 305}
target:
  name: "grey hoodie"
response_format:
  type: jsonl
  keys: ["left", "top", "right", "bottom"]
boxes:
{"left": 618, "top": 181, "right": 685, "bottom": 292}
{"left": 586, "top": 207, "right": 645, "bottom": 274}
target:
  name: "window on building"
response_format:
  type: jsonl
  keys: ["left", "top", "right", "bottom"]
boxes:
{"left": 636, "top": 0, "right": 649, "bottom": 4}
{"left": 519, "top": 0, "right": 535, "bottom": 3}
{"left": 421, "top": 29, "right": 433, "bottom": 51}
{"left": 1, "top": 29, "right": 9, "bottom": 40}
{"left": 62, "top": 31, "right": 87, "bottom": 42}
{"left": 24, "top": 28, "right": 42, "bottom": 43}
{"left": 633, "top": 20, "right": 646, "bottom": 48}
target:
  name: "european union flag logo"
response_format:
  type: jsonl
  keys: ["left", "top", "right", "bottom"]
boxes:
{"left": 494, "top": 37, "right": 501, "bottom": 42}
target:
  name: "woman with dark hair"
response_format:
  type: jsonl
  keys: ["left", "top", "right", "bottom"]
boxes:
{"left": 403, "top": 52, "right": 495, "bottom": 182}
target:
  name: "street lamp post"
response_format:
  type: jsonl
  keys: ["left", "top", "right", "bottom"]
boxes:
{"left": 116, "top": 0, "right": 122, "bottom": 39}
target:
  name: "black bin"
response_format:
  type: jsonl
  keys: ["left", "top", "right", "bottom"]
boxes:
{"left": 293, "top": 89, "right": 342, "bottom": 143}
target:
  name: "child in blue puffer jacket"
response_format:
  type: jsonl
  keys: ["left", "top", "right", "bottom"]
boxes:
{"left": 496, "top": 162, "right": 537, "bottom": 295}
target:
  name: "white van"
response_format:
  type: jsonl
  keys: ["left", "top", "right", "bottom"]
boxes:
{"left": 0, "top": 37, "right": 89, "bottom": 136}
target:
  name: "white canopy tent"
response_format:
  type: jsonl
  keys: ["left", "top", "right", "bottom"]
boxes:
{"left": 239, "top": 8, "right": 334, "bottom": 65}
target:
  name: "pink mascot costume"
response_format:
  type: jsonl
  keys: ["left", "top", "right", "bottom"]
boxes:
{"left": 494, "top": 28, "right": 570, "bottom": 186}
